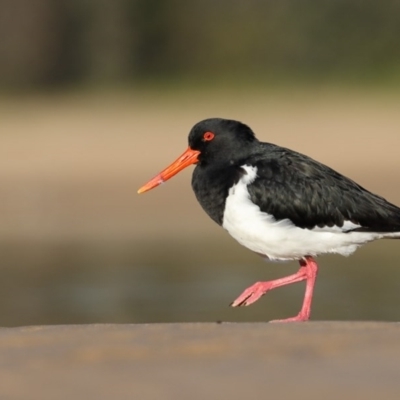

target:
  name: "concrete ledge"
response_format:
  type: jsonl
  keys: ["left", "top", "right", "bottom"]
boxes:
{"left": 1, "top": 322, "right": 400, "bottom": 399}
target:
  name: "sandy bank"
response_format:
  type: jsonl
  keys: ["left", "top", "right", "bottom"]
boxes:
{"left": 1, "top": 322, "right": 399, "bottom": 399}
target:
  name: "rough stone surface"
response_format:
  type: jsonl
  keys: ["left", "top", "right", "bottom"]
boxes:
{"left": 1, "top": 322, "right": 400, "bottom": 399}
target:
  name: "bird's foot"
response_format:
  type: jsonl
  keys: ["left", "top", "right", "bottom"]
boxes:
{"left": 230, "top": 265, "right": 309, "bottom": 308}
{"left": 230, "top": 257, "right": 318, "bottom": 321}
{"left": 230, "top": 281, "right": 274, "bottom": 307}
{"left": 269, "top": 311, "right": 310, "bottom": 323}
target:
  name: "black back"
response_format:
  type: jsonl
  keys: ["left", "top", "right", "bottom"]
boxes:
{"left": 188, "top": 118, "right": 400, "bottom": 232}
{"left": 246, "top": 144, "right": 400, "bottom": 232}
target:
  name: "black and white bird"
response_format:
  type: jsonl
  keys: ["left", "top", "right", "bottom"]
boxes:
{"left": 138, "top": 118, "right": 400, "bottom": 322}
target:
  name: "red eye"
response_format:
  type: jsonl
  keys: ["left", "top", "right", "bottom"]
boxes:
{"left": 203, "top": 132, "right": 215, "bottom": 141}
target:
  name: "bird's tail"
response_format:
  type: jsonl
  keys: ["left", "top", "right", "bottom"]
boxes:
{"left": 383, "top": 232, "right": 400, "bottom": 239}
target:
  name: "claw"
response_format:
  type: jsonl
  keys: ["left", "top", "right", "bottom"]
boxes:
{"left": 230, "top": 281, "right": 272, "bottom": 307}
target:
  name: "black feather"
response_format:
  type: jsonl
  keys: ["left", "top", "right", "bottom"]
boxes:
{"left": 247, "top": 143, "right": 400, "bottom": 232}
{"left": 187, "top": 118, "right": 400, "bottom": 234}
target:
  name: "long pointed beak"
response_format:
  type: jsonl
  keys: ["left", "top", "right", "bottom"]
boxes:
{"left": 138, "top": 147, "right": 201, "bottom": 194}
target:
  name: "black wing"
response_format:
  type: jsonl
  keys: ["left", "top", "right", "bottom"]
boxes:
{"left": 246, "top": 145, "right": 400, "bottom": 232}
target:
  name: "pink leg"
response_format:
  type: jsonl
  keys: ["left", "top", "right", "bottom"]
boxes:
{"left": 230, "top": 256, "right": 318, "bottom": 322}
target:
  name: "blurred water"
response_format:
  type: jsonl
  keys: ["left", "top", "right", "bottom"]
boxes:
{"left": 1, "top": 238, "right": 399, "bottom": 326}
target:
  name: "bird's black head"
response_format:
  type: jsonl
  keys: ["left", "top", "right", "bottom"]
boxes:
{"left": 137, "top": 118, "right": 258, "bottom": 194}
{"left": 188, "top": 118, "right": 257, "bottom": 166}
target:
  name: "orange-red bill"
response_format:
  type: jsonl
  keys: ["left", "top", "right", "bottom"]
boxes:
{"left": 137, "top": 147, "right": 201, "bottom": 194}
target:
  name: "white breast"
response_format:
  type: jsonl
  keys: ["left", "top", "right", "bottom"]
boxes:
{"left": 222, "top": 165, "right": 388, "bottom": 261}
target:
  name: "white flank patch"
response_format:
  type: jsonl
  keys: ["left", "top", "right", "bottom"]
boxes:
{"left": 222, "top": 165, "right": 388, "bottom": 261}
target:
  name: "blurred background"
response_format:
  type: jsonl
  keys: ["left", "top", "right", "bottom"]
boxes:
{"left": 1, "top": 0, "right": 400, "bottom": 326}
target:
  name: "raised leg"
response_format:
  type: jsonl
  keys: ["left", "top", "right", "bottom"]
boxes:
{"left": 230, "top": 256, "right": 318, "bottom": 322}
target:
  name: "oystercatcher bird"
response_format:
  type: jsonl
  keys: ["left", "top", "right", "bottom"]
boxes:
{"left": 138, "top": 118, "right": 400, "bottom": 322}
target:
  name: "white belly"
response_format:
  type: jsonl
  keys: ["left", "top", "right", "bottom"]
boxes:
{"left": 222, "top": 165, "right": 388, "bottom": 261}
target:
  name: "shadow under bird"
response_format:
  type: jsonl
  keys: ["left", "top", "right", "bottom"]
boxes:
{"left": 138, "top": 118, "right": 400, "bottom": 322}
